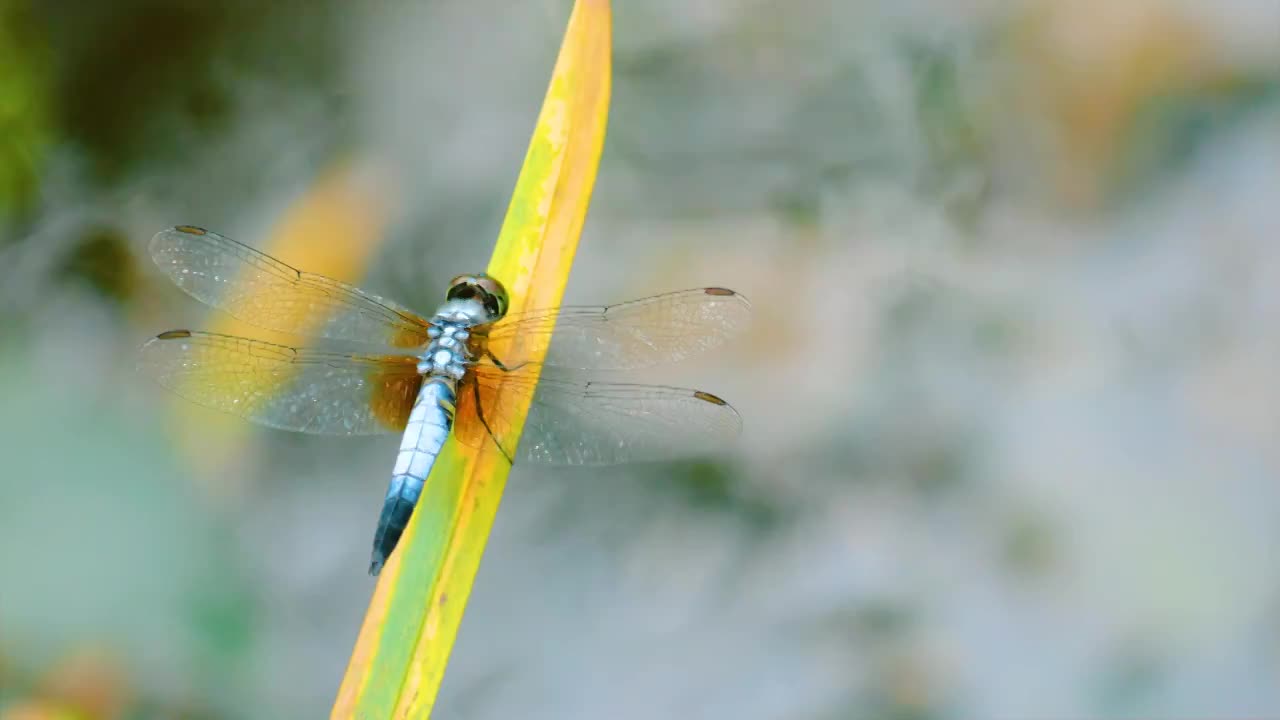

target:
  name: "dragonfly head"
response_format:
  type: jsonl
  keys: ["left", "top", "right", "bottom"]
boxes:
{"left": 443, "top": 273, "right": 509, "bottom": 323}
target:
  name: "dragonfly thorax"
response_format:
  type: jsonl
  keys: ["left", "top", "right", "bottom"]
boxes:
{"left": 419, "top": 320, "right": 475, "bottom": 380}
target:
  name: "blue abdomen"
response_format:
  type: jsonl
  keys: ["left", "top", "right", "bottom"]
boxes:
{"left": 369, "top": 378, "right": 455, "bottom": 575}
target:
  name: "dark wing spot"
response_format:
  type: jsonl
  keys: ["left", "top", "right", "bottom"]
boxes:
{"left": 173, "top": 225, "right": 208, "bottom": 236}
{"left": 693, "top": 390, "right": 728, "bottom": 406}
{"left": 156, "top": 329, "right": 192, "bottom": 340}
{"left": 704, "top": 287, "right": 737, "bottom": 297}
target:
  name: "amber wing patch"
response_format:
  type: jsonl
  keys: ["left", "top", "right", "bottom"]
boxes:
{"left": 368, "top": 360, "right": 424, "bottom": 431}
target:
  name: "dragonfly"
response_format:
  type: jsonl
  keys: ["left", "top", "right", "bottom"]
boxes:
{"left": 139, "top": 225, "right": 749, "bottom": 574}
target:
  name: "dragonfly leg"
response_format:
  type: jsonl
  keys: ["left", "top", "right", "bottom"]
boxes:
{"left": 470, "top": 378, "right": 514, "bottom": 464}
{"left": 485, "top": 350, "right": 537, "bottom": 373}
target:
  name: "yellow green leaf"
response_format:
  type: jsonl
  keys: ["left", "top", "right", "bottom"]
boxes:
{"left": 331, "top": 1, "right": 611, "bottom": 718}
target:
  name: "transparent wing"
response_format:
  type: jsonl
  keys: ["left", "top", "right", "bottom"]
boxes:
{"left": 482, "top": 288, "right": 750, "bottom": 370}
{"left": 150, "top": 225, "right": 433, "bottom": 347}
{"left": 454, "top": 363, "right": 742, "bottom": 465}
{"left": 138, "top": 330, "right": 423, "bottom": 435}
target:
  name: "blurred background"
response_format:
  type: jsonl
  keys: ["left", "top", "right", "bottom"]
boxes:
{"left": 2, "top": 0, "right": 1279, "bottom": 718}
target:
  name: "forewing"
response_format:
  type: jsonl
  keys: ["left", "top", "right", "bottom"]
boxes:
{"left": 138, "top": 330, "right": 422, "bottom": 435}
{"left": 454, "top": 363, "right": 742, "bottom": 465}
{"left": 482, "top": 288, "right": 750, "bottom": 370}
{"left": 150, "top": 225, "right": 433, "bottom": 347}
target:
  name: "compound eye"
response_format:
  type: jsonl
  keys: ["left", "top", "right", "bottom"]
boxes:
{"left": 446, "top": 275, "right": 481, "bottom": 302}
{"left": 474, "top": 275, "right": 509, "bottom": 317}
